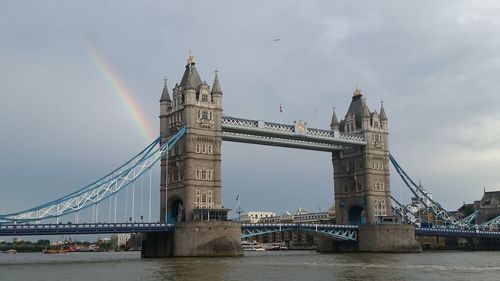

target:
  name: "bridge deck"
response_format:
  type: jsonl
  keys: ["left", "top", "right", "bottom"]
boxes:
{"left": 2, "top": 222, "right": 499, "bottom": 239}
{"left": 0, "top": 222, "right": 174, "bottom": 236}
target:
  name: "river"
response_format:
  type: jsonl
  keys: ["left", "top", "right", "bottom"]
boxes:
{"left": 0, "top": 250, "right": 499, "bottom": 281}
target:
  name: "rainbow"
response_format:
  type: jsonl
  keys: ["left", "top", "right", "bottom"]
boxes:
{"left": 75, "top": 37, "right": 155, "bottom": 142}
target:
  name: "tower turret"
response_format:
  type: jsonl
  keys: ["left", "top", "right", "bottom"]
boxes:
{"left": 211, "top": 70, "right": 223, "bottom": 107}
{"left": 160, "top": 79, "right": 172, "bottom": 113}
{"left": 330, "top": 107, "right": 340, "bottom": 132}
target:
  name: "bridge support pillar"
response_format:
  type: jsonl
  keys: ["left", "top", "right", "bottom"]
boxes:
{"left": 317, "top": 224, "right": 421, "bottom": 253}
{"left": 173, "top": 221, "right": 243, "bottom": 257}
{"left": 141, "top": 232, "right": 174, "bottom": 258}
{"left": 141, "top": 221, "right": 243, "bottom": 258}
{"left": 358, "top": 224, "right": 421, "bottom": 252}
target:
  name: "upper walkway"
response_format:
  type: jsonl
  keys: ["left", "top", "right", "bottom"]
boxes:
{"left": 221, "top": 116, "right": 366, "bottom": 152}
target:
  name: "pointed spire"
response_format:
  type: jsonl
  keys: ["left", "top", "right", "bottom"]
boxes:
{"left": 330, "top": 107, "right": 339, "bottom": 130}
{"left": 180, "top": 52, "right": 202, "bottom": 90}
{"left": 211, "top": 69, "right": 222, "bottom": 94}
{"left": 380, "top": 99, "right": 387, "bottom": 120}
{"left": 160, "top": 78, "right": 171, "bottom": 102}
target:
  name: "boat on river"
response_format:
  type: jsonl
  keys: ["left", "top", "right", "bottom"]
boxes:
{"left": 43, "top": 248, "right": 68, "bottom": 254}
{"left": 242, "top": 241, "right": 265, "bottom": 251}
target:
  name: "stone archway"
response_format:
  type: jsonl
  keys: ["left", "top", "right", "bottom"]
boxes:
{"left": 169, "top": 198, "right": 185, "bottom": 223}
{"left": 348, "top": 206, "right": 366, "bottom": 225}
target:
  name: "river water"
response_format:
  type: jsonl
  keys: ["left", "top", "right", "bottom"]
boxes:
{"left": 0, "top": 250, "right": 499, "bottom": 281}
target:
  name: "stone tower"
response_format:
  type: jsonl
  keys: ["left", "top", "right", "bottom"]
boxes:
{"left": 159, "top": 54, "right": 223, "bottom": 223}
{"left": 332, "top": 87, "right": 392, "bottom": 225}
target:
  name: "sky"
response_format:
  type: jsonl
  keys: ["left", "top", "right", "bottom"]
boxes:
{"left": 1, "top": 0, "right": 500, "bottom": 225}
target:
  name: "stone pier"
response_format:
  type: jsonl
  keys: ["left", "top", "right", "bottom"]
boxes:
{"left": 142, "top": 221, "right": 243, "bottom": 258}
{"left": 318, "top": 224, "right": 421, "bottom": 253}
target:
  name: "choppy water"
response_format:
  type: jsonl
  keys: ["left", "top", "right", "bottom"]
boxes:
{"left": 0, "top": 250, "right": 499, "bottom": 281}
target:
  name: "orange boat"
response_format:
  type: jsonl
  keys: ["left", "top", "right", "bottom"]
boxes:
{"left": 43, "top": 248, "right": 68, "bottom": 254}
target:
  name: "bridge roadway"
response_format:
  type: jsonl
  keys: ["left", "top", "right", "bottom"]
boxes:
{"left": 1, "top": 223, "right": 500, "bottom": 239}
{"left": 0, "top": 222, "right": 174, "bottom": 236}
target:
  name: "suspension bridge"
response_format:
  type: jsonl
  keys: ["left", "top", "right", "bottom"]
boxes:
{"left": 1, "top": 55, "right": 499, "bottom": 256}
{"left": 0, "top": 119, "right": 498, "bottom": 238}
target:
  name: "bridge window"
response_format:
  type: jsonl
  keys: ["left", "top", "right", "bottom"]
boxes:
{"left": 195, "top": 143, "right": 213, "bottom": 154}
{"left": 196, "top": 169, "right": 213, "bottom": 180}
{"left": 194, "top": 189, "right": 215, "bottom": 209}
{"left": 374, "top": 199, "right": 387, "bottom": 216}
{"left": 372, "top": 161, "right": 383, "bottom": 170}
{"left": 202, "top": 94, "right": 208, "bottom": 102}
{"left": 373, "top": 181, "right": 385, "bottom": 191}
{"left": 202, "top": 111, "right": 208, "bottom": 120}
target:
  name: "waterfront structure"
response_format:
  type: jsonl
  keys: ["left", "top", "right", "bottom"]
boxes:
{"left": 477, "top": 191, "right": 500, "bottom": 224}
{"left": 110, "top": 234, "right": 130, "bottom": 247}
{"left": 240, "top": 212, "right": 276, "bottom": 223}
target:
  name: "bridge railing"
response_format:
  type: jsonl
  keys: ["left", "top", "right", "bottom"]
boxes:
{"left": 222, "top": 116, "right": 365, "bottom": 142}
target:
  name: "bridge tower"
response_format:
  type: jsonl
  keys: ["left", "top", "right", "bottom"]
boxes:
{"left": 159, "top": 54, "right": 224, "bottom": 223}
{"left": 332, "top": 87, "right": 392, "bottom": 225}
{"left": 143, "top": 54, "right": 242, "bottom": 257}
{"left": 320, "top": 88, "right": 420, "bottom": 253}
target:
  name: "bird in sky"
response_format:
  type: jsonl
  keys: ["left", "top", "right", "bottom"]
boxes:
{"left": 274, "top": 38, "right": 280, "bottom": 42}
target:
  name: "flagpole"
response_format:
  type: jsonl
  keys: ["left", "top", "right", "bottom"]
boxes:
{"left": 236, "top": 194, "right": 241, "bottom": 221}
{"left": 279, "top": 103, "right": 283, "bottom": 124}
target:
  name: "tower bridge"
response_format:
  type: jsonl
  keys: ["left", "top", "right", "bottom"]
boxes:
{"left": 1, "top": 54, "right": 500, "bottom": 256}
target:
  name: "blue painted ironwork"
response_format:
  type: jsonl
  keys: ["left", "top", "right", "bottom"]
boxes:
{"left": 221, "top": 116, "right": 366, "bottom": 152}
{"left": 0, "top": 222, "right": 174, "bottom": 236}
{"left": 391, "top": 196, "right": 422, "bottom": 225}
{"left": 241, "top": 223, "right": 358, "bottom": 241}
{"left": 415, "top": 227, "right": 500, "bottom": 239}
{"left": 479, "top": 214, "right": 500, "bottom": 229}
{"left": 0, "top": 128, "right": 187, "bottom": 224}
{"left": 389, "top": 154, "right": 472, "bottom": 229}
{"left": 462, "top": 210, "right": 480, "bottom": 225}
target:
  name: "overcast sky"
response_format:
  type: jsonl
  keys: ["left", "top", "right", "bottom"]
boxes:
{"left": 1, "top": 1, "right": 500, "bottom": 223}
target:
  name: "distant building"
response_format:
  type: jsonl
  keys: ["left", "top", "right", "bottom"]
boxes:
{"left": 260, "top": 207, "right": 334, "bottom": 224}
{"left": 240, "top": 211, "right": 276, "bottom": 223}
{"left": 244, "top": 207, "right": 335, "bottom": 249}
{"left": 477, "top": 191, "right": 500, "bottom": 224}
{"left": 110, "top": 234, "right": 131, "bottom": 247}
